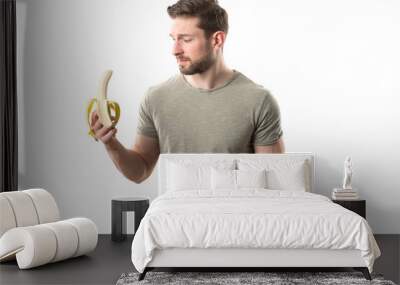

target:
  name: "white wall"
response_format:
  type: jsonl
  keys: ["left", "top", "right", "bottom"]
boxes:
{"left": 16, "top": 0, "right": 400, "bottom": 234}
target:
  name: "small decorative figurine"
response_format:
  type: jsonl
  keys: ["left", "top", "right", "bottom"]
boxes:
{"left": 342, "top": 156, "right": 353, "bottom": 190}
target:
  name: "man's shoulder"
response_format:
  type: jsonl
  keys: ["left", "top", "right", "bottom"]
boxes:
{"left": 146, "top": 73, "right": 181, "bottom": 97}
{"left": 235, "top": 71, "right": 274, "bottom": 100}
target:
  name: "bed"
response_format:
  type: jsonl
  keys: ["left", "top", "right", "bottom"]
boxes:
{"left": 130, "top": 153, "right": 381, "bottom": 281}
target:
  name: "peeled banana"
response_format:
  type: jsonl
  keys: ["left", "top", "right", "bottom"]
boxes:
{"left": 87, "top": 70, "right": 120, "bottom": 140}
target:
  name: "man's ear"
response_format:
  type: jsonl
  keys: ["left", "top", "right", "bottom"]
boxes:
{"left": 211, "top": 31, "right": 225, "bottom": 50}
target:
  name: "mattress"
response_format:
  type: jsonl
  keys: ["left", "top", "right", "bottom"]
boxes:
{"left": 131, "top": 189, "right": 381, "bottom": 273}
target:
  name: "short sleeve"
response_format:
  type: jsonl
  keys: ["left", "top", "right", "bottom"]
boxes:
{"left": 253, "top": 93, "right": 283, "bottom": 146}
{"left": 136, "top": 90, "right": 159, "bottom": 139}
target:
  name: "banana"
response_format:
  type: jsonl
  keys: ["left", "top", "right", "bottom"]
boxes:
{"left": 87, "top": 70, "right": 120, "bottom": 140}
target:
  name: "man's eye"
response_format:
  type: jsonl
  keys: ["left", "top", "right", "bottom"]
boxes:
{"left": 170, "top": 38, "right": 192, "bottom": 43}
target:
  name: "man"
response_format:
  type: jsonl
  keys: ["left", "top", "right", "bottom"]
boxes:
{"left": 89, "top": 0, "right": 285, "bottom": 184}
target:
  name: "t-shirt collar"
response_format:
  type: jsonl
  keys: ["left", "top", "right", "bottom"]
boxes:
{"left": 180, "top": 69, "right": 241, "bottom": 93}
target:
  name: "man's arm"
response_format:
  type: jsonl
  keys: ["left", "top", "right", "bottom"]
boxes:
{"left": 130, "top": 134, "right": 160, "bottom": 182}
{"left": 254, "top": 137, "right": 285, "bottom": 153}
{"left": 105, "top": 134, "right": 160, "bottom": 183}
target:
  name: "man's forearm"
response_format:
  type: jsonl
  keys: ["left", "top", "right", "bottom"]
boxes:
{"left": 104, "top": 137, "right": 147, "bottom": 183}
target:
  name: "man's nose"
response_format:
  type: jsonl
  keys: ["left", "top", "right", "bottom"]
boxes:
{"left": 172, "top": 41, "right": 183, "bottom": 56}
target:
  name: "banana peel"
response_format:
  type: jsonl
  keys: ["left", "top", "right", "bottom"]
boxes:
{"left": 87, "top": 70, "right": 120, "bottom": 140}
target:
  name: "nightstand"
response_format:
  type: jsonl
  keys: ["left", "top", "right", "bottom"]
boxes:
{"left": 111, "top": 197, "right": 150, "bottom": 241}
{"left": 332, "top": 199, "right": 366, "bottom": 219}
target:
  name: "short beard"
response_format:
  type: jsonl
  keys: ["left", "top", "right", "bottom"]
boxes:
{"left": 179, "top": 44, "right": 215, "bottom": 75}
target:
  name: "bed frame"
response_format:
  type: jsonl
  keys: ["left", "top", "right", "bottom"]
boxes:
{"left": 138, "top": 153, "right": 371, "bottom": 281}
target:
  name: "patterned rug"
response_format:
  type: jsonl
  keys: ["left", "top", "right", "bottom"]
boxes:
{"left": 116, "top": 271, "right": 397, "bottom": 285}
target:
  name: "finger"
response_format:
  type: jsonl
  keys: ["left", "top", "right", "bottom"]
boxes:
{"left": 101, "top": 128, "right": 116, "bottom": 143}
{"left": 98, "top": 126, "right": 113, "bottom": 138}
{"left": 92, "top": 120, "right": 104, "bottom": 132}
{"left": 90, "top": 110, "right": 99, "bottom": 127}
{"left": 90, "top": 115, "right": 100, "bottom": 128}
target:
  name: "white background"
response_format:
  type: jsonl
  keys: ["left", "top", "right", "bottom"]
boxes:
{"left": 16, "top": 0, "right": 400, "bottom": 233}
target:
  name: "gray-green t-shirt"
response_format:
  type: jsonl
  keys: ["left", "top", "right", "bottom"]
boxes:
{"left": 136, "top": 70, "right": 283, "bottom": 154}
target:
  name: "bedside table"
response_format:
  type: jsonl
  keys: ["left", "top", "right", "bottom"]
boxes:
{"left": 332, "top": 199, "right": 366, "bottom": 219}
{"left": 111, "top": 197, "right": 150, "bottom": 242}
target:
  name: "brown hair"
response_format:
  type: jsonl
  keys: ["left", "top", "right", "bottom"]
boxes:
{"left": 167, "top": 0, "right": 229, "bottom": 39}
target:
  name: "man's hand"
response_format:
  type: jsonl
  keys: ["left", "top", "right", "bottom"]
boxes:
{"left": 89, "top": 110, "right": 117, "bottom": 145}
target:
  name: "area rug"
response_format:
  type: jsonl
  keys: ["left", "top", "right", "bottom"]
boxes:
{"left": 116, "top": 271, "right": 397, "bottom": 285}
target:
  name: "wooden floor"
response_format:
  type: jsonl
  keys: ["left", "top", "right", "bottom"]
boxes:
{"left": 0, "top": 234, "right": 398, "bottom": 285}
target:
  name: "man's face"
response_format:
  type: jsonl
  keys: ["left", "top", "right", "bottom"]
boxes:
{"left": 169, "top": 17, "right": 216, "bottom": 75}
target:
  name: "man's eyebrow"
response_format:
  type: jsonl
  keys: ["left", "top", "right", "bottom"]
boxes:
{"left": 169, "top": 33, "right": 194, "bottom": 38}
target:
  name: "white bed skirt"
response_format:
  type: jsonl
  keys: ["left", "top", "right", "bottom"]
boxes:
{"left": 147, "top": 248, "right": 366, "bottom": 267}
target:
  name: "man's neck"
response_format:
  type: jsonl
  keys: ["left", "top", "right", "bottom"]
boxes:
{"left": 183, "top": 62, "right": 235, "bottom": 90}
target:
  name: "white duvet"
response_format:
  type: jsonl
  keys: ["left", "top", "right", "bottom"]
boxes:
{"left": 131, "top": 189, "right": 381, "bottom": 273}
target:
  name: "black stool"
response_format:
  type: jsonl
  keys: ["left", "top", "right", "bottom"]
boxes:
{"left": 111, "top": 197, "right": 149, "bottom": 242}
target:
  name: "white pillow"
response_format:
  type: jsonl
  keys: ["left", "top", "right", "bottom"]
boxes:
{"left": 166, "top": 159, "right": 235, "bottom": 192}
{"left": 236, "top": 169, "right": 267, "bottom": 189}
{"left": 211, "top": 168, "right": 236, "bottom": 190}
{"left": 237, "top": 159, "right": 310, "bottom": 192}
{"left": 211, "top": 168, "right": 268, "bottom": 190}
